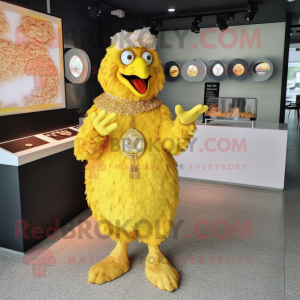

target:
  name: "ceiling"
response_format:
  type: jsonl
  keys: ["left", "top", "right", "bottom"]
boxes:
{"left": 67, "top": 0, "right": 300, "bottom": 16}
{"left": 66, "top": 0, "right": 300, "bottom": 41}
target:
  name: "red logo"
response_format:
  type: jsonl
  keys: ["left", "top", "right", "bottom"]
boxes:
{"left": 24, "top": 247, "right": 56, "bottom": 277}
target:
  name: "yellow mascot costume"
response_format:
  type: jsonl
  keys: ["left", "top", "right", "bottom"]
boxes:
{"left": 74, "top": 28, "right": 208, "bottom": 292}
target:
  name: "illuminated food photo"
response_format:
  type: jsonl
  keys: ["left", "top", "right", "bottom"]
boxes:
{"left": 70, "top": 55, "right": 83, "bottom": 78}
{"left": 170, "top": 65, "right": 179, "bottom": 77}
{"left": 255, "top": 63, "right": 270, "bottom": 75}
{"left": 213, "top": 64, "right": 224, "bottom": 76}
{"left": 232, "top": 64, "right": 245, "bottom": 76}
{"left": 187, "top": 65, "right": 198, "bottom": 77}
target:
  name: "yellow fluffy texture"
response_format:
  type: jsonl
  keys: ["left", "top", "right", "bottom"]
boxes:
{"left": 98, "top": 45, "right": 165, "bottom": 101}
{"left": 74, "top": 44, "right": 196, "bottom": 245}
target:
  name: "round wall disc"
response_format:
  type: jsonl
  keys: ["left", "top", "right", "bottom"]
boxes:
{"left": 249, "top": 58, "right": 274, "bottom": 82}
{"left": 182, "top": 60, "right": 206, "bottom": 82}
{"left": 206, "top": 60, "right": 228, "bottom": 82}
{"left": 64, "top": 48, "right": 91, "bottom": 84}
{"left": 163, "top": 61, "right": 182, "bottom": 82}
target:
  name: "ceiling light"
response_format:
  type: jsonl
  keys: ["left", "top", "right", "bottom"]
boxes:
{"left": 168, "top": 8, "right": 175, "bottom": 12}
{"left": 244, "top": 3, "right": 259, "bottom": 21}
{"left": 191, "top": 16, "right": 202, "bottom": 33}
{"left": 217, "top": 15, "right": 228, "bottom": 32}
{"left": 111, "top": 9, "right": 125, "bottom": 18}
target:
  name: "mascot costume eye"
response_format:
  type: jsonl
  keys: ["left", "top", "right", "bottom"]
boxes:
{"left": 74, "top": 27, "right": 208, "bottom": 292}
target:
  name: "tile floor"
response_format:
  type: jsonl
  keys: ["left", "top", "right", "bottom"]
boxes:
{"left": 0, "top": 117, "right": 299, "bottom": 300}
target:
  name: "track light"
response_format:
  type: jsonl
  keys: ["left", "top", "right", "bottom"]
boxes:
{"left": 87, "top": 0, "right": 102, "bottom": 20}
{"left": 150, "top": 20, "right": 162, "bottom": 36}
{"left": 216, "top": 15, "right": 228, "bottom": 32}
{"left": 143, "top": 18, "right": 161, "bottom": 36}
{"left": 244, "top": 3, "right": 259, "bottom": 21}
{"left": 191, "top": 16, "right": 202, "bottom": 34}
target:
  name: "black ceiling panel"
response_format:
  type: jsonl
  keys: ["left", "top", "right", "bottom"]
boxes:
{"left": 67, "top": 0, "right": 300, "bottom": 15}
{"left": 65, "top": 0, "right": 300, "bottom": 41}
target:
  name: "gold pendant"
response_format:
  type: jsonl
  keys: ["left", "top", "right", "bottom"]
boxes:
{"left": 120, "top": 128, "right": 145, "bottom": 179}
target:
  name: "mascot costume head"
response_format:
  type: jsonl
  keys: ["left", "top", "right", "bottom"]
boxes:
{"left": 74, "top": 27, "right": 208, "bottom": 292}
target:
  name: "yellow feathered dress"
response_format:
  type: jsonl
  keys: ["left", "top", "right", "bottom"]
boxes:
{"left": 75, "top": 102, "right": 196, "bottom": 244}
{"left": 74, "top": 28, "right": 207, "bottom": 292}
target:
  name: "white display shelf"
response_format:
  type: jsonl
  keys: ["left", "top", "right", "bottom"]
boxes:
{"left": 0, "top": 126, "right": 79, "bottom": 166}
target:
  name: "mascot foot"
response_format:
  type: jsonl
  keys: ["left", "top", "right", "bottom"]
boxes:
{"left": 145, "top": 244, "right": 180, "bottom": 292}
{"left": 88, "top": 240, "right": 130, "bottom": 285}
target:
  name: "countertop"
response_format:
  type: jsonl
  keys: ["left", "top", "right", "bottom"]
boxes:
{"left": 195, "top": 120, "right": 288, "bottom": 131}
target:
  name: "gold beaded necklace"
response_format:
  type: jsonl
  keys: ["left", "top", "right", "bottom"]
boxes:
{"left": 94, "top": 92, "right": 162, "bottom": 179}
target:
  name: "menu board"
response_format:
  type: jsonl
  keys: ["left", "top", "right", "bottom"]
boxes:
{"left": 204, "top": 82, "right": 220, "bottom": 100}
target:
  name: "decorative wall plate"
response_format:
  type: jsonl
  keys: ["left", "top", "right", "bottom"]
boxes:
{"left": 182, "top": 60, "right": 206, "bottom": 82}
{"left": 206, "top": 60, "right": 228, "bottom": 82}
{"left": 163, "top": 61, "right": 182, "bottom": 82}
{"left": 64, "top": 48, "right": 91, "bottom": 84}
{"left": 250, "top": 58, "right": 274, "bottom": 82}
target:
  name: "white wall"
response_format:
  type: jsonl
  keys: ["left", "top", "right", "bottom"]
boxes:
{"left": 156, "top": 22, "right": 286, "bottom": 123}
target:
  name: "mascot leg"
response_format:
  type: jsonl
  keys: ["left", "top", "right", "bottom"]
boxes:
{"left": 145, "top": 244, "right": 180, "bottom": 292}
{"left": 88, "top": 240, "right": 130, "bottom": 284}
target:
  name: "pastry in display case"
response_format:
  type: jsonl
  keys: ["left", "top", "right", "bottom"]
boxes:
{"left": 205, "top": 97, "right": 257, "bottom": 120}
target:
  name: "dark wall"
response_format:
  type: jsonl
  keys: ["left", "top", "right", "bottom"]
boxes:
{"left": 6, "top": 0, "right": 46, "bottom": 12}
{"left": 51, "top": 0, "right": 102, "bottom": 113}
{"left": 100, "top": 2, "right": 143, "bottom": 52}
{"left": 0, "top": 0, "right": 142, "bottom": 142}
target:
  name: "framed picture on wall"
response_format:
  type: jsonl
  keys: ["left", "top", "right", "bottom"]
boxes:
{"left": 0, "top": 0, "right": 66, "bottom": 117}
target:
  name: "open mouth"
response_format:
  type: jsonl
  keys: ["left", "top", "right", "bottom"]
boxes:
{"left": 121, "top": 74, "right": 150, "bottom": 94}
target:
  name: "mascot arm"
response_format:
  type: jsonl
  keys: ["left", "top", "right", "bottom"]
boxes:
{"left": 74, "top": 105, "right": 108, "bottom": 161}
{"left": 159, "top": 104, "right": 197, "bottom": 156}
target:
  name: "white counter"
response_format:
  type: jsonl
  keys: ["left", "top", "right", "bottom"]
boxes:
{"left": 0, "top": 126, "right": 79, "bottom": 166}
{"left": 175, "top": 121, "right": 288, "bottom": 189}
{"left": 1, "top": 121, "right": 288, "bottom": 189}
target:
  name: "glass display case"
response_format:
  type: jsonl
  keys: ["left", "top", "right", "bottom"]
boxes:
{"left": 205, "top": 97, "right": 258, "bottom": 121}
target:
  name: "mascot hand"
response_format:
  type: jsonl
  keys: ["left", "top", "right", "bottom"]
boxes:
{"left": 91, "top": 111, "right": 118, "bottom": 136}
{"left": 175, "top": 104, "right": 209, "bottom": 125}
